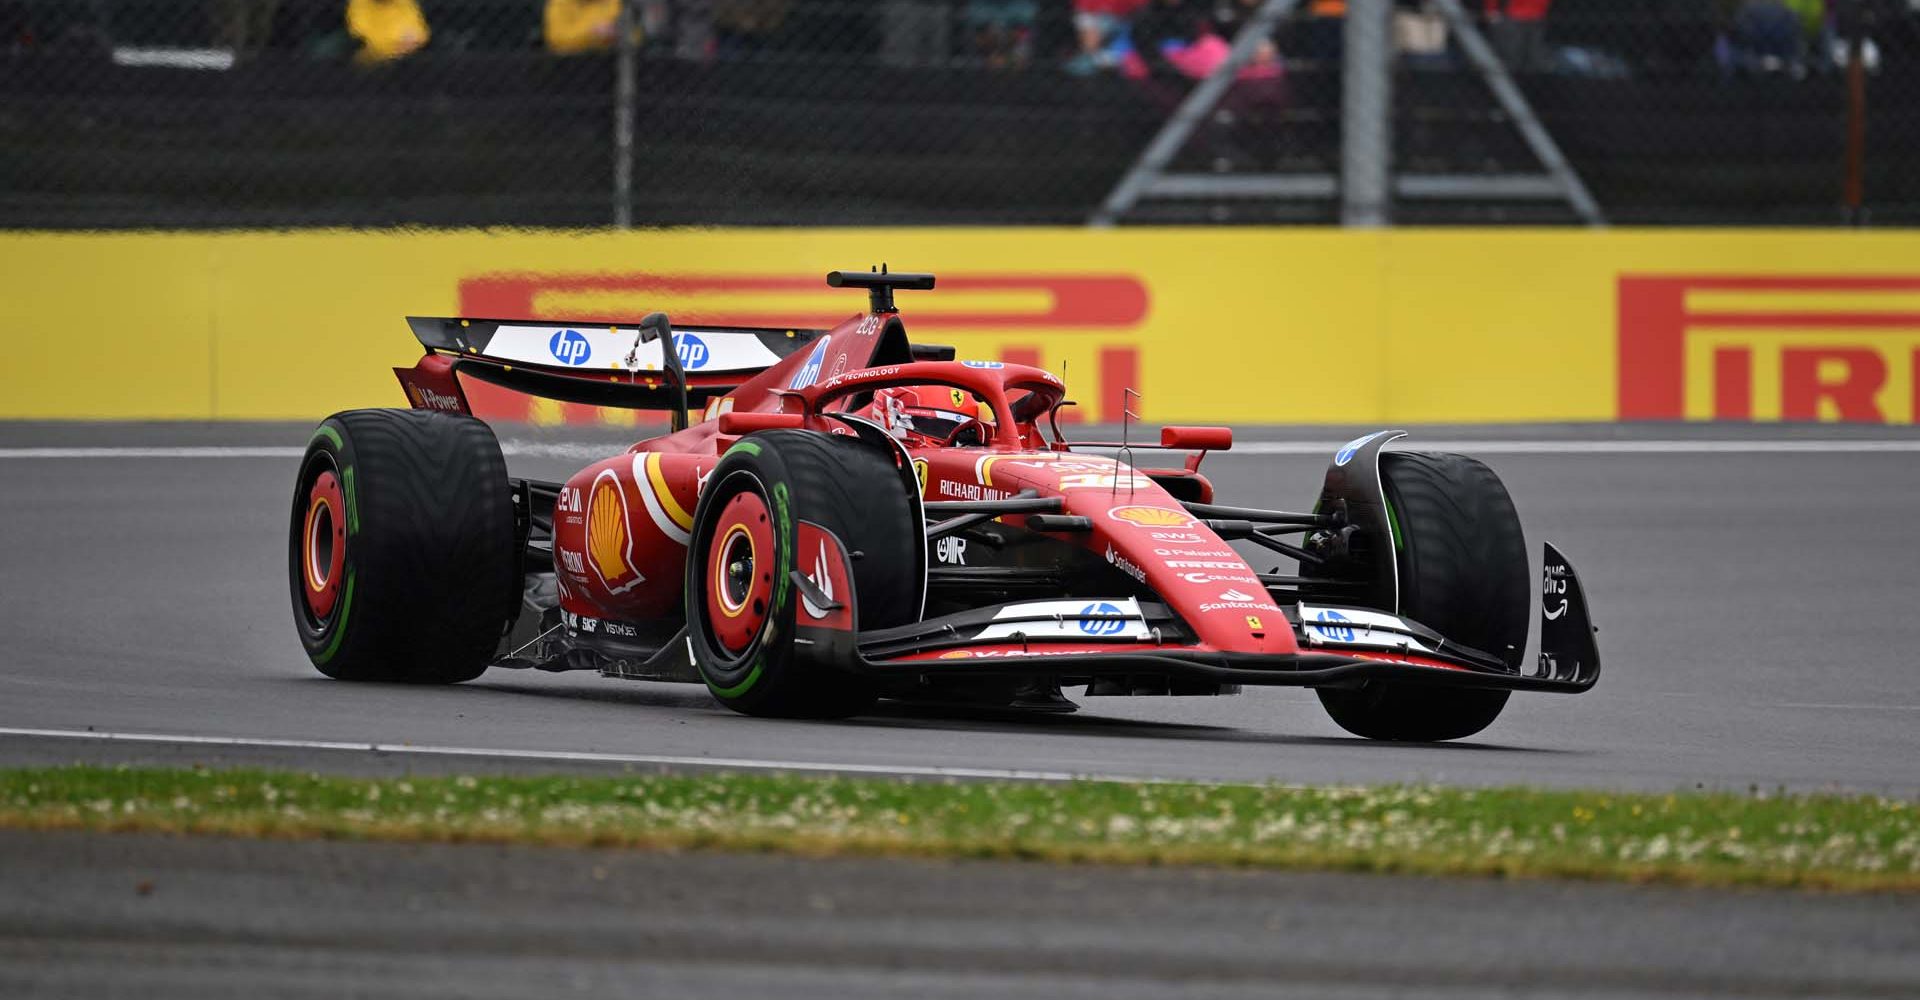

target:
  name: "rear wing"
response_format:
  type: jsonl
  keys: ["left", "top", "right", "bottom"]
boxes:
{"left": 401, "top": 314, "right": 825, "bottom": 428}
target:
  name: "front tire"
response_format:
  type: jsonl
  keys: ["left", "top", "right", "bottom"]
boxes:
{"left": 289, "top": 409, "right": 520, "bottom": 684}
{"left": 1317, "top": 451, "right": 1529, "bottom": 742}
{"left": 685, "top": 431, "right": 921, "bottom": 718}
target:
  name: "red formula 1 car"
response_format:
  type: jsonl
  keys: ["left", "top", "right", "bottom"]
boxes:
{"left": 290, "top": 270, "right": 1597, "bottom": 741}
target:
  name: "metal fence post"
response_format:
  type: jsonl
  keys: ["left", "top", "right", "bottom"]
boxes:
{"left": 1341, "top": 0, "right": 1391, "bottom": 227}
{"left": 613, "top": 0, "right": 638, "bottom": 229}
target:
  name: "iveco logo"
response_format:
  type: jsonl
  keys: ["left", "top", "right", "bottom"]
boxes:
{"left": 1078, "top": 602, "right": 1126, "bottom": 636}
{"left": 549, "top": 329, "right": 592, "bottom": 366}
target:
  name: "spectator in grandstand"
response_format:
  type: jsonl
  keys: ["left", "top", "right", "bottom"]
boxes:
{"left": 1720, "top": 0, "right": 1805, "bottom": 73}
{"left": 1300, "top": 0, "right": 1344, "bottom": 62}
{"left": 345, "top": 0, "right": 428, "bottom": 63}
{"left": 212, "top": 0, "right": 280, "bottom": 55}
{"left": 1395, "top": 0, "right": 1450, "bottom": 67}
{"left": 1126, "top": 0, "right": 1201, "bottom": 77}
{"left": 712, "top": 0, "right": 788, "bottom": 56}
{"left": 880, "top": 0, "right": 953, "bottom": 68}
{"left": 545, "top": 0, "right": 621, "bottom": 53}
{"left": 1483, "top": 0, "right": 1552, "bottom": 73}
{"left": 1208, "top": 0, "right": 1285, "bottom": 68}
{"left": 1066, "top": 0, "right": 1143, "bottom": 75}
{"left": 964, "top": 0, "right": 1036, "bottom": 67}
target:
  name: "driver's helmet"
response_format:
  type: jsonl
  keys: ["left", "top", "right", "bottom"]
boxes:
{"left": 863, "top": 385, "right": 991, "bottom": 445}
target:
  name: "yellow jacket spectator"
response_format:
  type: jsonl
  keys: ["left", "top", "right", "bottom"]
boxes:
{"left": 347, "top": 0, "right": 429, "bottom": 64}
{"left": 546, "top": 0, "right": 623, "bottom": 54}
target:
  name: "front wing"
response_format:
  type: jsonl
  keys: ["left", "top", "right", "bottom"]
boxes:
{"left": 797, "top": 541, "right": 1599, "bottom": 696}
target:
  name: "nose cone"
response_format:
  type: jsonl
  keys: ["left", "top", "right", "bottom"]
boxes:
{"left": 1061, "top": 492, "right": 1298, "bottom": 655}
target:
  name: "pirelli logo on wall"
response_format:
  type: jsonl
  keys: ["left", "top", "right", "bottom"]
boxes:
{"left": 1620, "top": 276, "right": 1920, "bottom": 424}
{"left": 457, "top": 272, "right": 1150, "bottom": 425}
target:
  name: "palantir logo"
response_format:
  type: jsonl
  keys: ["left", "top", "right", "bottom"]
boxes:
{"left": 549, "top": 329, "right": 592, "bottom": 367}
{"left": 673, "top": 333, "right": 709, "bottom": 370}
{"left": 1313, "top": 609, "right": 1355, "bottom": 643}
{"left": 1079, "top": 602, "right": 1125, "bottom": 636}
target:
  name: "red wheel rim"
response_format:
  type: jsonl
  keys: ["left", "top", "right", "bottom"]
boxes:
{"left": 705, "top": 488, "right": 775, "bottom": 655}
{"left": 302, "top": 471, "right": 347, "bottom": 619}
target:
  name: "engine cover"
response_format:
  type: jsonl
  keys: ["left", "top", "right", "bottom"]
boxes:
{"left": 552, "top": 450, "right": 713, "bottom": 622}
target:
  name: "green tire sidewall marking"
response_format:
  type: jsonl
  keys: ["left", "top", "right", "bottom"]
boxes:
{"left": 725, "top": 440, "right": 763, "bottom": 459}
{"left": 311, "top": 425, "right": 343, "bottom": 451}
{"left": 342, "top": 465, "right": 361, "bottom": 536}
{"left": 1383, "top": 494, "right": 1402, "bottom": 553}
{"left": 312, "top": 569, "right": 356, "bottom": 665}
{"left": 705, "top": 658, "right": 764, "bottom": 699}
{"left": 771, "top": 482, "right": 793, "bottom": 609}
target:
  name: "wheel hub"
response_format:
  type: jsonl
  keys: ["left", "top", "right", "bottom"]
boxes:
{"left": 301, "top": 470, "right": 347, "bottom": 619}
{"left": 705, "top": 489, "right": 775, "bottom": 655}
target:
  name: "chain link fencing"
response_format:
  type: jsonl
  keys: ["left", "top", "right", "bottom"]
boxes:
{"left": 2, "top": 0, "right": 1918, "bottom": 227}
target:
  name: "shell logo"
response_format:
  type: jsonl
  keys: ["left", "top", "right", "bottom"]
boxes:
{"left": 1108, "top": 505, "right": 1195, "bottom": 528}
{"left": 586, "top": 471, "right": 644, "bottom": 594}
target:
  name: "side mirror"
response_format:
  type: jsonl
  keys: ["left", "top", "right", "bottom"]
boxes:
{"left": 720, "top": 412, "right": 806, "bottom": 436}
{"left": 1160, "top": 426, "right": 1233, "bottom": 451}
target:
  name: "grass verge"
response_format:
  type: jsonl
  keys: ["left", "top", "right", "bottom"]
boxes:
{"left": 0, "top": 767, "right": 1914, "bottom": 892}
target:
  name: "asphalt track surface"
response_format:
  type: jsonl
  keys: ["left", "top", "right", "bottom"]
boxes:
{"left": 4, "top": 420, "right": 1919, "bottom": 997}
{"left": 2, "top": 419, "right": 1916, "bottom": 794}
{"left": 5, "top": 829, "right": 1916, "bottom": 1000}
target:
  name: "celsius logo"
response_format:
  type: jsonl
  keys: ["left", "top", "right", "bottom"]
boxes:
{"left": 1079, "top": 602, "right": 1126, "bottom": 636}
{"left": 673, "top": 333, "right": 709, "bottom": 370}
{"left": 549, "top": 329, "right": 592, "bottom": 366}
{"left": 1313, "top": 609, "right": 1355, "bottom": 643}
{"left": 789, "top": 335, "right": 832, "bottom": 389}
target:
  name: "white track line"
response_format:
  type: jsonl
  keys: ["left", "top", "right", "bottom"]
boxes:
{"left": 0, "top": 726, "right": 1160, "bottom": 784}
{"left": 3, "top": 439, "right": 1920, "bottom": 461}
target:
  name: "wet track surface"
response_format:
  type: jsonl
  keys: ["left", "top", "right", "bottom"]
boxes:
{"left": 2, "top": 420, "right": 1915, "bottom": 794}
{"left": 5, "top": 830, "right": 1916, "bottom": 1000}
{"left": 3, "top": 421, "right": 1917, "bottom": 998}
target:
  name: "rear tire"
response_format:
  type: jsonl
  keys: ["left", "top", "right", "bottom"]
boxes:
{"left": 289, "top": 409, "right": 520, "bottom": 684}
{"left": 685, "top": 431, "right": 921, "bottom": 718}
{"left": 1317, "top": 451, "right": 1528, "bottom": 742}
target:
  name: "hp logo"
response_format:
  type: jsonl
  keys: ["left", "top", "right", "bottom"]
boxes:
{"left": 673, "top": 333, "right": 709, "bottom": 370}
{"left": 548, "top": 329, "right": 592, "bottom": 367}
{"left": 1313, "top": 609, "right": 1355, "bottom": 643}
{"left": 1079, "top": 602, "right": 1126, "bottom": 636}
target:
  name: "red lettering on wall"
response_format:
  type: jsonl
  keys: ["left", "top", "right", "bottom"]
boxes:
{"left": 1781, "top": 348, "right": 1886, "bottom": 421}
{"left": 1617, "top": 275, "right": 1920, "bottom": 422}
{"left": 1712, "top": 347, "right": 1752, "bottom": 420}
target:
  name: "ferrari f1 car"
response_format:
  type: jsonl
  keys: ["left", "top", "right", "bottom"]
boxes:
{"left": 290, "top": 269, "right": 1598, "bottom": 741}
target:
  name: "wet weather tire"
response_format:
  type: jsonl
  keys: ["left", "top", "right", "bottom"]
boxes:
{"left": 289, "top": 409, "right": 520, "bottom": 684}
{"left": 685, "top": 431, "right": 921, "bottom": 718}
{"left": 1317, "top": 451, "right": 1529, "bottom": 742}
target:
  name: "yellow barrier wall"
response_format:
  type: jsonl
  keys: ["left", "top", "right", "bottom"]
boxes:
{"left": 4, "top": 228, "right": 1919, "bottom": 424}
